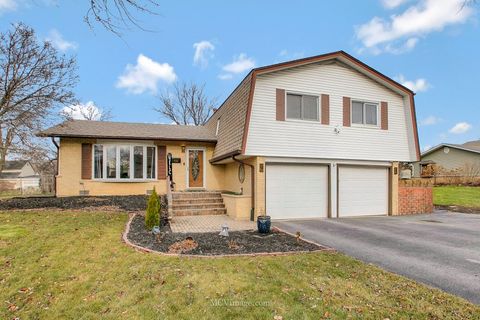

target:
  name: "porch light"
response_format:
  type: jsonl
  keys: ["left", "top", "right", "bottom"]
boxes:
{"left": 219, "top": 224, "right": 229, "bottom": 237}
{"left": 181, "top": 145, "right": 186, "bottom": 153}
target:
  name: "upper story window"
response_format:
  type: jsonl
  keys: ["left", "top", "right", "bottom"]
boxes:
{"left": 93, "top": 144, "right": 156, "bottom": 181}
{"left": 286, "top": 93, "right": 319, "bottom": 121}
{"left": 351, "top": 101, "right": 378, "bottom": 126}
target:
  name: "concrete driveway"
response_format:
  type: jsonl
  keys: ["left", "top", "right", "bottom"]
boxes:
{"left": 275, "top": 211, "right": 480, "bottom": 304}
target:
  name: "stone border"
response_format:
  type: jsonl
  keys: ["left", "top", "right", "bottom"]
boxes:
{"left": 122, "top": 214, "right": 334, "bottom": 258}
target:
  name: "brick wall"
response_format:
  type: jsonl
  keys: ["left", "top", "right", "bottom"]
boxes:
{"left": 398, "top": 186, "right": 433, "bottom": 215}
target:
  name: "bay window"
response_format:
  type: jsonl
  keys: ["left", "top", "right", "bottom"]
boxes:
{"left": 93, "top": 144, "right": 157, "bottom": 180}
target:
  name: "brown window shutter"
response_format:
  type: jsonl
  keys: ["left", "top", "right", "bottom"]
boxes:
{"left": 157, "top": 146, "right": 167, "bottom": 180}
{"left": 81, "top": 143, "right": 92, "bottom": 180}
{"left": 381, "top": 101, "right": 388, "bottom": 130}
{"left": 276, "top": 88, "right": 285, "bottom": 121}
{"left": 321, "top": 94, "right": 330, "bottom": 125}
{"left": 343, "top": 97, "right": 351, "bottom": 127}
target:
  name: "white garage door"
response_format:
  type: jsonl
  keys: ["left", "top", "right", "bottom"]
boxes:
{"left": 266, "top": 164, "right": 328, "bottom": 219}
{"left": 338, "top": 166, "right": 389, "bottom": 217}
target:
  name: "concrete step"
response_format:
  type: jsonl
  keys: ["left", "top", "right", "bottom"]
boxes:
{"left": 172, "top": 192, "right": 222, "bottom": 200}
{"left": 172, "top": 203, "right": 226, "bottom": 210}
{"left": 173, "top": 198, "right": 224, "bottom": 205}
{"left": 173, "top": 208, "right": 227, "bottom": 216}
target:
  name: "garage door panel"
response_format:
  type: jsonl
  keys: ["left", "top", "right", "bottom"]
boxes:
{"left": 338, "top": 166, "right": 388, "bottom": 217}
{"left": 266, "top": 164, "right": 328, "bottom": 219}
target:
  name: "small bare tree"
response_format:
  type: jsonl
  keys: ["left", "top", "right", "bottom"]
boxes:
{"left": 85, "top": 0, "right": 160, "bottom": 36}
{"left": 61, "top": 102, "right": 113, "bottom": 121}
{"left": 0, "top": 23, "right": 78, "bottom": 173}
{"left": 155, "top": 82, "right": 216, "bottom": 126}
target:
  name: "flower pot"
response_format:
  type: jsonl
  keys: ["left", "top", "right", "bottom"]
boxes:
{"left": 257, "top": 215, "right": 271, "bottom": 234}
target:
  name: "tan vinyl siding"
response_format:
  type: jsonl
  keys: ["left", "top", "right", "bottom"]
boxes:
{"left": 423, "top": 148, "right": 480, "bottom": 171}
{"left": 245, "top": 62, "right": 414, "bottom": 162}
{"left": 205, "top": 74, "right": 252, "bottom": 159}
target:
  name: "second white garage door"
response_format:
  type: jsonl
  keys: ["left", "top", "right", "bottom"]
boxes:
{"left": 338, "top": 166, "right": 389, "bottom": 217}
{"left": 266, "top": 164, "right": 328, "bottom": 219}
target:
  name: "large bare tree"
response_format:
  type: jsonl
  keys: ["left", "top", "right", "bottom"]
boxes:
{"left": 0, "top": 23, "right": 78, "bottom": 172}
{"left": 85, "top": 0, "right": 160, "bottom": 35}
{"left": 155, "top": 82, "right": 216, "bottom": 126}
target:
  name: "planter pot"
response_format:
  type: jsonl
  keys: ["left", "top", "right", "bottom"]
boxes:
{"left": 257, "top": 215, "right": 271, "bottom": 234}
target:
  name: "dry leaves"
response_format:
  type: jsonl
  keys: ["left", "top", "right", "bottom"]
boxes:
{"left": 168, "top": 239, "right": 198, "bottom": 254}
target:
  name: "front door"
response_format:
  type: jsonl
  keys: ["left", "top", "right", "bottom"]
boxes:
{"left": 188, "top": 149, "right": 204, "bottom": 188}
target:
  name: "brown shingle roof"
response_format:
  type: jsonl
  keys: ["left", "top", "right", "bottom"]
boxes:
{"left": 462, "top": 140, "right": 480, "bottom": 151}
{"left": 39, "top": 120, "right": 217, "bottom": 142}
{"left": 205, "top": 73, "right": 253, "bottom": 160}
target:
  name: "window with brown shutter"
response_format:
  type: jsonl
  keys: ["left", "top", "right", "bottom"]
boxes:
{"left": 381, "top": 101, "right": 388, "bottom": 130}
{"left": 321, "top": 94, "right": 330, "bottom": 125}
{"left": 81, "top": 143, "right": 92, "bottom": 180}
{"left": 157, "top": 146, "right": 167, "bottom": 180}
{"left": 276, "top": 88, "right": 285, "bottom": 121}
{"left": 343, "top": 97, "right": 351, "bottom": 127}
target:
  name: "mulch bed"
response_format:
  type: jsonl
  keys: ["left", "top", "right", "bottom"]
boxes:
{"left": 127, "top": 215, "right": 325, "bottom": 256}
{"left": 0, "top": 195, "right": 167, "bottom": 213}
{"left": 435, "top": 205, "right": 480, "bottom": 214}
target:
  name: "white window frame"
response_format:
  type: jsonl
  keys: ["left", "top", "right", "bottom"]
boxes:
{"left": 285, "top": 91, "right": 320, "bottom": 122}
{"left": 351, "top": 100, "right": 380, "bottom": 128}
{"left": 92, "top": 142, "right": 158, "bottom": 182}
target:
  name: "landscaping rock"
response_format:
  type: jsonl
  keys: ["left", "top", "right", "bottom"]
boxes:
{"left": 127, "top": 215, "right": 324, "bottom": 255}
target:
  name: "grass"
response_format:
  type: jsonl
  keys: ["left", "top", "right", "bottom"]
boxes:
{"left": 0, "top": 189, "right": 52, "bottom": 199}
{"left": 434, "top": 186, "right": 480, "bottom": 209}
{"left": 0, "top": 211, "right": 479, "bottom": 319}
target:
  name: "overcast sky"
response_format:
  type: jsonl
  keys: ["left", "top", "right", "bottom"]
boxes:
{"left": 1, "top": 0, "right": 479, "bottom": 150}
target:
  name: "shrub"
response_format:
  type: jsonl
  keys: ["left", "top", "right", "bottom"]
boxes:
{"left": 145, "top": 188, "right": 160, "bottom": 230}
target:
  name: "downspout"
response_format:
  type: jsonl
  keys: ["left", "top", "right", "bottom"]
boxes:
{"left": 232, "top": 155, "right": 255, "bottom": 221}
{"left": 51, "top": 137, "right": 59, "bottom": 196}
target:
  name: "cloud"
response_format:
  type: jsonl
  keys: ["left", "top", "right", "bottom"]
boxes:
{"left": 0, "top": 0, "right": 16, "bottom": 12}
{"left": 222, "top": 53, "right": 255, "bottom": 73}
{"left": 45, "top": 29, "right": 78, "bottom": 52}
{"left": 356, "top": 0, "right": 473, "bottom": 54}
{"left": 193, "top": 40, "right": 215, "bottom": 68}
{"left": 421, "top": 144, "right": 432, "bottom": 152}
{"left": 219, "top": 53, "right": 255, "bottom": 80}
{"left": 61, "top": 101, "right": 103, "bottom": 120}
{"left": 420, "top": 115, "right": 441, "bottom": 126}
{"left": 382, "top": 0, "right": 410, "bottom": 9}
{"left": 278, "top": 49, "right": 305, "bottom": 61}
{"left": 116, "top": 54, "right": 177, "bottom": 94}
{"left": 396, "top": 74, "right": 430, "bottom": 92}
{"left": 449, "top": 122, "right": 472, "bottom": 134}
{"left": 217, "top": 73, "right": 233, "bottom": 80}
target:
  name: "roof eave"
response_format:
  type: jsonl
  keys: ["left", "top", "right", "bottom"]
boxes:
{"left": 38, "top": 133, "right": 217, "bottom": 143}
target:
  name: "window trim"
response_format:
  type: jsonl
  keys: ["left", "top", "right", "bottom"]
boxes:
{"left": 285, "top": 91, "right": 320, "bottom": 122}
{"left": 92, "top": 142, "right": 158, "bottom": 182}
{"left": 350, "top": 100, "right": 380, "bottom": 128}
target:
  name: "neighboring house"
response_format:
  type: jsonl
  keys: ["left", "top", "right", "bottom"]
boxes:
{"left": 418, "top": 140, "right": 480, "bottom": 177}
{"left": 0, "top": 160, "right": 40, "bottom": 191}
{"left": 39, "top": 51, "right": 420, "bottom": 220}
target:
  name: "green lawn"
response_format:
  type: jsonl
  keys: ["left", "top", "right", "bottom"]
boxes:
{"left": 1, "top": 211, "right": 478, "bottom": 319}
{"left": 434, "top": 186, "right": 480, "bottom": 209}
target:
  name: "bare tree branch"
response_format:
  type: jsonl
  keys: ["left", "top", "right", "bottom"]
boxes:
{"left": 0, "top": 23, "right": 78, "bottom": 173}
{"left": 154, "top": 82, "right": 216, "bottom": 126}
{"left": 85, "top": 0, "right": 160, "bottom": 36}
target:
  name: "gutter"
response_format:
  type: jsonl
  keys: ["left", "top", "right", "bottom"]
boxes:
{"left": 51, "top": 137, "right": 59, "bottom": 197}
{"left": 232, "top": 154, "right": 255, "bottom": 222}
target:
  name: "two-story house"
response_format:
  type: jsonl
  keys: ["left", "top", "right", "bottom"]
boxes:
{"left": 39, "top": 51, "right": 420, "bottom": 220}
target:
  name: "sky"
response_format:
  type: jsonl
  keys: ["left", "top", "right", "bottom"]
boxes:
{"left": 1, "top": 0, "right": 479, "bottom": 151}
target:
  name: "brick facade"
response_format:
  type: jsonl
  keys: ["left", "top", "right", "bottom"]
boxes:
{"left": 398, "top": 186, "right": 433, "bottom": 215}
